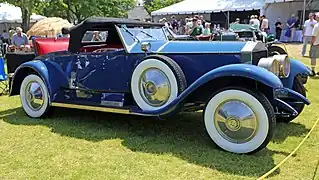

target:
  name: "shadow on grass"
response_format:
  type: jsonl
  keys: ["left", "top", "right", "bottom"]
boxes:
{"left": 0, "top": 107, "right": 310, "bottom": 178}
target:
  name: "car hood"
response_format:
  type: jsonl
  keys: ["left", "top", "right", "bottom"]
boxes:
{"left": 129, "top": 40, "right": 248, "bottom": 54}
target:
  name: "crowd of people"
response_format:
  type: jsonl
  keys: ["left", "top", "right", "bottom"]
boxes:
{"left": 157, "top": 14, "right": 272, "bottom": 38}
{"left": 158, "top": 15, "right": 223, "bottom": 37}
{"left": 0, "top": 27, "right": 30, "bottom": 54}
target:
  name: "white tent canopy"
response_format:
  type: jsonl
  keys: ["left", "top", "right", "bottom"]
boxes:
{"left": 151, "top": 0, "right": 265, "bottom": 16}
{"left": 0, "top": 3, "right": 46, "bottom": 23}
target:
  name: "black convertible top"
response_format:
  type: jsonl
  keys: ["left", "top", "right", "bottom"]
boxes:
{"left": 69, "top": 17, "right": 163, "bottom": 52}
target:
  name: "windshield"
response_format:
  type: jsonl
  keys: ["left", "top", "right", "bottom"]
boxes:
{"left": 118, "top": 27, "right": 167, "bottom": 46}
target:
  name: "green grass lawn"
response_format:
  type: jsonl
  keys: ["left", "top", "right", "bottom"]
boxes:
{"left": 1, "top": 44, "right": 319, "bottom": 179}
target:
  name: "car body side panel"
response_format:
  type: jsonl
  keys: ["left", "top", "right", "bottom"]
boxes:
{"left": 10, "top": 59, "right": 69, "bottom": 101}
{"left": 132, "top": 64, "right": 284, "bottom": 116}
{"left": 129, "top": 40, "right": 247, "bottom": 54}
{"left": 280, "top": 59, "right": 312, "bottom": 89}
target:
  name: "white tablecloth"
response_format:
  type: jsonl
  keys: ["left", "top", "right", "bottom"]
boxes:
{"left": 279, "top": 30, "right": 303, "bottom": 42}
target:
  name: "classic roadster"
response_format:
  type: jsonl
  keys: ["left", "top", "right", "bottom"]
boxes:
{"left": 10, "top": 17, "right": 311, "bottom": 154}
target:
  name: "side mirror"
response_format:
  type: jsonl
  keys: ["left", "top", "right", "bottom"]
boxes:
{"left": 141, "top": 42, "right": 151, "bottom": 52}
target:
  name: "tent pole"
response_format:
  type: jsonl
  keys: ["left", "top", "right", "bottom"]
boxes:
{"left": 302, "top": 0, "right": 306, "bottom": 25}
{"left": 227, "top": 11, "right": 230, "bottom": 29}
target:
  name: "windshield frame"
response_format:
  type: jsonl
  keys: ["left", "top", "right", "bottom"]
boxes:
{"left": 115, "top": 25, "right": 168, "bottom": 52}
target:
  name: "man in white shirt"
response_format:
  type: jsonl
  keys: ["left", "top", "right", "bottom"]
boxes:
{"left": 302, "top": 13, "right": 317, "bottom": 57}
{"left": 310, "top": 12, "right": 319, "bottom": 76}
{"left": 260, "top": 15, "right": 269, "bottom": 34}
{"left": 254, "top": 15, "right": 260, "bottom": 28}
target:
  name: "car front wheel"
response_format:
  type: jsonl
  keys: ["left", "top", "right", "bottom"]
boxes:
{"left": 204, "top": 87, "right": 276, "bottom": 154}
{"left": 20, "top": 74, "right": 51, "bottom": 118}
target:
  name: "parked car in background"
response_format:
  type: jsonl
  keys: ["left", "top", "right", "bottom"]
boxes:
{"left": 9, "top": 17, "right": 311, "bottom": 154}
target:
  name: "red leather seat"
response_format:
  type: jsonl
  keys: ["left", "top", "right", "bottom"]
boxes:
{"left": 33, "top": 37, "right": 69, "bottom": 56}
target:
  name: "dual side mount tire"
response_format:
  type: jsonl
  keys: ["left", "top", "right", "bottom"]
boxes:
{"left": 204, "top": 87, "right": 276, "bottom": 154}
{"left": 20, "top": 74, "right": 51, "bottom": 118}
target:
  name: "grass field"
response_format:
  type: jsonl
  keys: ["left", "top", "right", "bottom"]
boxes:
{"left": 1, "top": 44, "right": 319, "bottom": 179}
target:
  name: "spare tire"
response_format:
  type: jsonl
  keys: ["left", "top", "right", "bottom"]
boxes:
{"left": 131, "top": 55, "right": 187, "bottom": 111}
{"left": 268, "top": 45, "right": 287, "bottom": 56}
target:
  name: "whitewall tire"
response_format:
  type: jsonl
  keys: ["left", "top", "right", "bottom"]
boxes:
{"left": 204, "top": 88, "right": 275, "bottom": 154}
{"left": 20, "top": 74, "right": 50, "bottom": 118}
{"left": 131, "top": 56, "right": 186, "bottom": 111}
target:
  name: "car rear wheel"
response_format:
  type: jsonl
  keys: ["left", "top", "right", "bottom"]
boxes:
{"left": 131, "top": 55, "right": 186, "bottom": 111}
{"left": 204, "top": 87, "right": 276, "bottom": 154}
{"left": 20, "top": 74, "right": 51, "bottom": 118}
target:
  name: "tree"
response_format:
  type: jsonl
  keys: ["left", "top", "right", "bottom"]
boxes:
{"left": 144, "top": 0, "right": 182, "bottom": 14}
{"left": 36, "top": 0, "right": 135, "bottom": 23}
{"left": 0, "top": 0, "right": 42, "bottom": 31}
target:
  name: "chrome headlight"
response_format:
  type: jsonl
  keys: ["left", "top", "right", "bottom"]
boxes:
{"left": 273, "top": 55, "right": 290, "bottom": 78}
{"left": 258, "top": 57, "right": 280, "bottom": 76}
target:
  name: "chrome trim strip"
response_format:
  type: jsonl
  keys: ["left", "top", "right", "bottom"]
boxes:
{"left": 51, "top": 102, "right": 156, "bottom": 116}
{"left": 52, "top": 102, "right": 130, "bottom": 114}
{"left": 156, "top": 41, "right": 170, "bottom": 53}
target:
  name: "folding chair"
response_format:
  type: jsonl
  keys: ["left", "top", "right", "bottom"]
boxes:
{"left": 0, "top": 56, "right": 8, "bottom": 95}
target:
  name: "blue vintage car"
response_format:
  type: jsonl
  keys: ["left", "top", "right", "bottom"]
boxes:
{"left": 10, "top": 17, "right": 311, "bottom": 154}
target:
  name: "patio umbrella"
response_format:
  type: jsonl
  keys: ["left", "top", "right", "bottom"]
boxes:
{"left": 26, "top": 17, "right": 73, "bottom": 37}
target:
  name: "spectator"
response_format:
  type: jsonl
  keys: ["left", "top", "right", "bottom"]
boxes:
{"left": 1, "top": 30, "right": 9, "bottom": 44}
{"left": 302, "top": 13, "right": 317, "bottom": 57}
{"left": 178, "top": 17, "right": 185, "bottom": 35}
{"left": 234, "top": 18, "right": 240, "bottom": 24}
{"left": 91, "top": 31, "right": 102, "bottom": 42}
{"left": 286, "top": 14, "right": 297, "bottom": 42}
{"left": 8, "top": 27, "right": 15, "bottom": 43}
{"left": 162, "top": 18, "right": 172, "bottom": 29}
{"left": 203, "top": 22, "right": 211, "bottom": 35}
{"left": 295, "top": 16, "right": 301, "bottom": 30}
{"left": 249, "top": 15, "right": 255, "bottom": 25}
{"left": 11, "top": 27, "right": 29, "bottom": 47}
{"left": 185, "top": 18, "right": 193, "bottom": 34}
{"left": 199, "top": 15, "right": 206, "bottom": 26}
{"left": 57, "top": 27, "right": 70, "bottom": 38}
{"left": 188, "top": 18, "right": 202, "bottom": 36}
{"left": 254, "top": 15, "right": 260, "bottom": 28}
{"left": 260, "top": 15, "right": 269, "bottom": 34}
{"left": 171, "top": 16, "right": 178, "bottom": 33}
{"left": 275, "top": 18, "right": 283, "bottom": 41}
{"left": 309, "top": 12, "right": 319, "bottom": 76}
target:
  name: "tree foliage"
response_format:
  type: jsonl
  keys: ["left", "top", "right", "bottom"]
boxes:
{"left": 37, "top": 0, "right": 135, "bottom": 23}
{"left": 143, "top": 0, "right": 182, "bottom": 13}
{"left": 0, "top": 0, "right": 136, "bottom": 29}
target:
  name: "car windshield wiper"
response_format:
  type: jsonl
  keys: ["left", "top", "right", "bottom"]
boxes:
{"left": 121, "top": 26, "right": 140, "bottom": 42}
{"left": 140, "top": 30, "right": 158, "bottom": 40}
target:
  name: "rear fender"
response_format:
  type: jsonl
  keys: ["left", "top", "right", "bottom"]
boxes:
{"left": 9, "top": 60, "right": 69, "bottom": 100}
{"left": 133, "top": 64, "right": 283, "bottom": 116}
{"left": 281, "top": 59, "right": 311, "bottom": 89}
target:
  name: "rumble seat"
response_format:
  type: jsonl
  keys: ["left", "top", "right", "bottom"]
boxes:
{"left": 32, "top": 37, "right": 70, "bottom": 56}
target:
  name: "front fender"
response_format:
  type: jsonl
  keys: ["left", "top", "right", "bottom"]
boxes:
{"left": 132, "top": 64, "right": 283, "bottom": 116}
{"left": 281, "top": 59, "right": 311, "bottom": 89}
{"left": 10, "top": 59, "right": 69, "bottom": 100}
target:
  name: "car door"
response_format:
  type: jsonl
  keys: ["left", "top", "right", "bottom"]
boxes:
{"left": 74, "top": 49, "right": 132, "bottom": 92}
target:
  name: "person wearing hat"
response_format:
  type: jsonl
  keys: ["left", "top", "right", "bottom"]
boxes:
{"left": 234, "top": 18, "right": 240, "bottom": 24}
{"left": 187, "top": 18, "right": 202, "bottom": 36}
{"left": 309, "top": 12, "right": 319, "bottom": 76}
{"left": 249, "top": 15, "right": 255, "bottom": 25}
